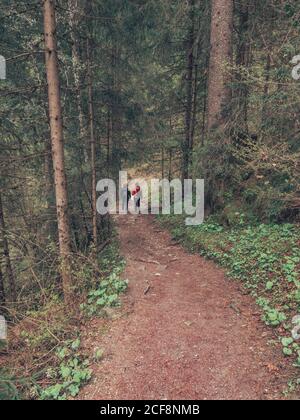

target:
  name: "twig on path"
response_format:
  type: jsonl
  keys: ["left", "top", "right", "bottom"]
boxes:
{"left": 137, "top": 258, "right": 160, "bottom": 265}
{"left": 144, "top": 285, "right": 151, "bottom": 295}
{"left": 144, "top": 278, "right": 152, "bottom": 295}
{"left": 229, "top": 303, "right": 241, "bottom": 315}
{"left": 168, "top": 258, "right": 179, "bottom": 264}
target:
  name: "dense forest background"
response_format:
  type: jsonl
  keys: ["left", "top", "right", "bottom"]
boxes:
{"left": 0, "top": 0, "right": 300, "bottom": 399}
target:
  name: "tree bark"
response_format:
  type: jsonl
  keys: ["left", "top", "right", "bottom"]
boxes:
{"left": 235, "top": 0, "right": 250, "bottom": 133}
{"left": 261, "top": 53, "right": 271, "bottom": 127}
{"left": 168, "top": 149, "right": 173, "bottom": 182}
{"left": 44, "top": 135, "right": 57, "bottom": 240}
{"left": 43, "top": 0, "right": 73, "bottom": 304}
{"left": 207, "top": 0, "right": 233, "bottom": 131}
{"left": 191, "top": 38, "right": 201, "bottom": 149}
{"left": 110, "top": 45, "right": 121, "bottom": 177}
{"left": 68, "top": 0, "right": 88, "bottom": 163}
{"left": 182, "top": 0, "right": 195, "bottom": 181}
{"left": 107, "top": 107, "right": 113, "bottom": 169}
{"left": 0, "top": 257, "right": 5, "bottom": 306}
{"left": 162, "top": 147, "right": 165, "bottom": 179}
{"left": 87, "top": 37, "right": 98, "bottom": 246}
{"left": 0, "top": 192, "right": 16, "bottom": 302}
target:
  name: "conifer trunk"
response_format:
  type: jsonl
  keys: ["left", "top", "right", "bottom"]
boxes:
{"left": 236, "top": 1, "right": 250, "bottom": 133}
{"left": 0, "top": 192, "right": 16, "bottom": 302}
{"left": 68, "top": 0, "right": 88, "bottom": 162}
{"left": 207, "top": 0, "right": 233, "bottom": 131}
{"left": 182, "top": 0, "right": 195, "bottom": 180}
{"left": 87, "top": 37, "right": 98, "bottom": 246}
{"left": 43, "top": 0, "right": 73, "bottom": 303}
{"left": 0, "top": 259, "right": 5, "bottom": 306}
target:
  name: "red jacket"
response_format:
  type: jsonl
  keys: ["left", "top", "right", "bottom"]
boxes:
{"left": 132, "top": 186, "right": 140, "bottom": 196}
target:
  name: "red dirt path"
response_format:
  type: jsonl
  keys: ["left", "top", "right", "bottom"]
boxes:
{"left": 79, "top": 215, "right": 292, "bottom": 400}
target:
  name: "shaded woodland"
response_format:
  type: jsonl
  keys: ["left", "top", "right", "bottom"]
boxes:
{"left": 0, "top": 0, "right": 300, "bottom": 400}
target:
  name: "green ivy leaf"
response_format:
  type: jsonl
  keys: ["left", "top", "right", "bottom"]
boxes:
{"left": 281, "top": 337, "right": 294, "bottom": 347}
{"left": 60, "top": 365, "right": 71, "bottom": 379}
{"left": 283, "top": 347, "right": 293, "bottom": 357}
{"left": 68, "top": 384, "right": 80, "bottom": 397}
{"left": 71, "top": 338, "right": 81, "bottom": 351}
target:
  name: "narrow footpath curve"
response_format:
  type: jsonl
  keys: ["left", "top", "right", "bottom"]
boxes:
{"left": 80, "top": 215, "right": 292, "bottom": 400}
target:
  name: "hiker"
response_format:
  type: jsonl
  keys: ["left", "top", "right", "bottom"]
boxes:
{"left": 121, "top": 183, "right": 131, "bottom": 212}
{"left": 132, "top": 184, "right": 142, "bottom": 214}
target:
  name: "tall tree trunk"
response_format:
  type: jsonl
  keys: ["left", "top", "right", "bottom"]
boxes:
{"left": 162, "top": 147, "right": 165, "bottom": 179}
{"left": 68, "top": 0, "right": 91, "bottom": 248}
{"left": 44, "top": 135, "right": 57, "bottom": 240}
{"left": 235, "top": 0, "right": 250, "bottom": 133}
{"left": 107, "top": 107, "right": 112, "bottom": 169}
{"left": 109, "top": 48, "right": 116, "bottom": 171}
{"left": 201, "top": 54, "right": 209, "bottom": 146}
{"left": 79, "top": 196, "right": 90, "bottom": 244}
{"left": 43, "top": 0, "right": 73, "bottom": 304}
{"left": 168, "top": 149, "right": 173, "bottom": 182}
{"left": 0, "top": 258, "right": 5, "bottom": 306}
{"left": 68, "top": 0, "right": 88, "bottom": 163}
{"left": 261, "top": 53, "right": 271, "bottom": 128}
{"left": 207, "top": 0, "right": 233, "bottom": 131}
{"left": 87, "top": 37, "right": 97, "bottom": 246}
{"left": 182, "top": 0, "right": 195, "bottom": 181}
{"left": 169, "top": 117, "right": 173, "bottom": 181}
{"left": 191, "top": 38, "right": 201, "bottom": 149}
{"left": 201, "top": 89, "right": 207, "bottom": 146}
{"left": 0, "top": 192, "right": 16, "bottom": 302}
{"left": 110, "top": 45, "right": 121, "bottom": 177}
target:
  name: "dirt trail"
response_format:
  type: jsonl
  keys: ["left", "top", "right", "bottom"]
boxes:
{"left": 80, "top": 215, "right": 291, "bottom": 400}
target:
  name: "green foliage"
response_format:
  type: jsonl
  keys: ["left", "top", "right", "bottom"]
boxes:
{"left": 35, "top": 243, "right": 127, "bottom": 400}
{"left": 281, "top": 337, "right": 294, "bottom": 357}
{"left": 38, "top": 339, "right": 92, "bottom": 400}
{"left": 1, "top": 241, "right": 127, "bottom": 400}
{"left": 0, "top": 370, "right": 23, "bottom": 400}
{"left": 81, "top": 273, "right": 128, "bottom": 317}
{"left": 256, "top": 298, "right": 286, "bottom": 327}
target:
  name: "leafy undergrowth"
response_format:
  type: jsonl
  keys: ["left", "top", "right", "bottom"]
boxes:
{"left": 158, "top": 213, "right": 300, "bottom": 392}
{"left": 0, "top": 242, "right": 127, "bottom": 400}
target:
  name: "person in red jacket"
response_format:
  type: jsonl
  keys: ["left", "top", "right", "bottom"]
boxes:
{"left": 132, "top": 184, "right": 142, "bottom": 214}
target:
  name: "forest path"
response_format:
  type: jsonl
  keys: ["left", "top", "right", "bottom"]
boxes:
{"left": 80, "top": 215, "right": 290, "bottom": 400}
